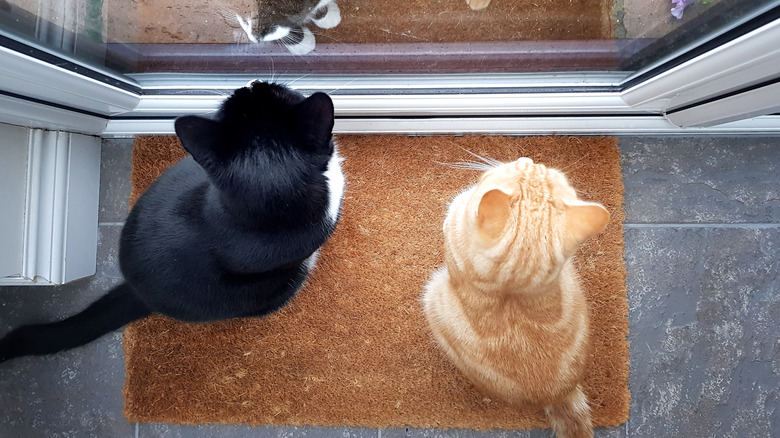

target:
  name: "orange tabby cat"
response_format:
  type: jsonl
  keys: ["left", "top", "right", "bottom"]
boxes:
{"left": 421, "top": 157, "right": 609, "bottom": 438}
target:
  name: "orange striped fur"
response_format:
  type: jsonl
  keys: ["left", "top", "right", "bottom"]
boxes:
{"left": 422, "top": 157, "right": 609, "bottom": 438}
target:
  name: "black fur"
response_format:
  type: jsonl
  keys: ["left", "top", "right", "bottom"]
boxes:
{"left": 0, "top": 82, "right": 341, "bottom": 363}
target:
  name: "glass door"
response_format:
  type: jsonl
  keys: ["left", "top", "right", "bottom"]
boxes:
{"left": 2, "top": 0, "right": 776, "bottom": 73}
{"left": 0, "top": 0, "right": 779, "bottom": 134}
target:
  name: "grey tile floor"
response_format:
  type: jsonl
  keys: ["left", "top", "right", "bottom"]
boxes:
{"left": 1, "top": 136, "right": 779, "bottom": 437}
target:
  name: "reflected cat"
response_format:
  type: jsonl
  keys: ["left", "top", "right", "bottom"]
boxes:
{"left": 236, "top": 0, "right": 341, "bottom": 55}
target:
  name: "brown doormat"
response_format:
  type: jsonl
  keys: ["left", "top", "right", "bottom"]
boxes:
{"left": 123, "top": 135, "right": 629, "bottom": 430}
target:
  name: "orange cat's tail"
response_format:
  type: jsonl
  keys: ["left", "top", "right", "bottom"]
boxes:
{"left": 544, "top": 385, "right": 594, "bottom": 438}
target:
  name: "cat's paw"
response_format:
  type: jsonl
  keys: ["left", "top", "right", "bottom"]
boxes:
{"left": 467, "top": 0, "right": 492, "bottom": 10}
{"left": 312, "top": 1, "right": 341, "bottom": 29}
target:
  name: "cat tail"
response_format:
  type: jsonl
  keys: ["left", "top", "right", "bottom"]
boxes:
{"left": 0, "top": 283, "right": 150, "bottom": 364}
{"left": 544, "top": 385, "right": 594, "bottom": 438}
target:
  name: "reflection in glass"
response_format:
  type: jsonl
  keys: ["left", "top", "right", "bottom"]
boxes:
{"left": 0, "top": 0, "right": 778, "bottom": 77}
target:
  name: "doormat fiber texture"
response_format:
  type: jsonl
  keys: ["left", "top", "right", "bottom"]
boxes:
{"left": 123, "top": 135, "right": 629, "bottom": 430}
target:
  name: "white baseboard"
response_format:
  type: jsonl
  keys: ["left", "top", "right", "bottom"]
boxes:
{"left": 0, "top": 275, "right": 54, "bottom": 286}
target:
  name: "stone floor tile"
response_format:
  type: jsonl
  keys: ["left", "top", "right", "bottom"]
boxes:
{"left": 620, "top": 137, "right": 780, "bottom": 224}
{"left": 625, "top": 226, "right": 779, "bottom": 437}
{"left": 98, "top": 138, "right": 134, "bottom": 224}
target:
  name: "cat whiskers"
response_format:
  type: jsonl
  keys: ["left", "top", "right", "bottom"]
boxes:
{"left": 316, "top": 77, "right": 360, "bottom": 95}
{"left": 212, "top": 1, "right": 241, "bottom": 26}
{"left": 265, "top": 56, "right": 278, "bottom": 84}
{"left": 436, "top": 148, "right": 504, "bottom": 171}
{"left": 274, "top": 33, "right": 312, "bottom": 58}
{"left": 305, "top": 27, "right": 346, "bottom": 45}
{"left": 211, "top": 89, "right": 233, "bottom": 97}
{"left": 211, "top": 1, "right": 259, "bottom": 44}
{"left": 283, "top": 73, "right": 314, "bottom": 88}
{"left": 435, "top": 160, "right": 499, "bottom": 172}
{"left": 461, "top": 148, "right": 505, "bottom": 168}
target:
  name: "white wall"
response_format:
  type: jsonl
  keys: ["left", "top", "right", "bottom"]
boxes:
{"left": 0, "top": 123, "right": 101, "bottom": 285}
{"left": 0, "top": 124, "right": 30, "bottom": 278}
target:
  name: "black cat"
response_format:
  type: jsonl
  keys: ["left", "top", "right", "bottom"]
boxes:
{"left": 0, "top": 81, "right": 345, "bottom": 363}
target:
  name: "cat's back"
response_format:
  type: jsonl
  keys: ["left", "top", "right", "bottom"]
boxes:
{"left": 423, "top": 262, "right": 590, "bottom": 406}
{"left": 120, "top": 155, "right": 210, "bottom": 245}
{"left": 118, "top": 155, "right": 215, "bottom": 282}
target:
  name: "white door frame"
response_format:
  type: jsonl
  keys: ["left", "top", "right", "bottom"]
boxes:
{"left": 621, "top": 16, "right": 780, "bottom": 127}
{"left": 0, "top": 125, "right": 100, "bottom": 285}
{"left": 2, "top": 16, "right": 780, "bottom": 135}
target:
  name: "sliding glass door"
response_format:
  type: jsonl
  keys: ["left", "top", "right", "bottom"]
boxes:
{"left": 0, "top": 0, "right": 779, "bottom": 134}
{"left": 3, "top": 0, "right": 776, "bottom": 75}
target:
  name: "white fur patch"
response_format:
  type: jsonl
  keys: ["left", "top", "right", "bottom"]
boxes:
{"left": 305, "top": 249, "right": 321, "bottom": 272}
{"left": 236, "top": 14, "right": 258, "bottom": 43}
{"left": 263, "top": 25, "right": 291, "bottom": 42}
{"left": 324, "top": 144, "right": 345, "bottom": 223}
{"left": 312, "top": 1, "right": 341, "bottom": 29}
{"left": 237, "top": 0, "right": 341, "bottom": 55}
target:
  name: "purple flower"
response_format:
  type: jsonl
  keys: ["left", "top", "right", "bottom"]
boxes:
{"left": 671, "top": 0, "right": 696, "bottom": 19}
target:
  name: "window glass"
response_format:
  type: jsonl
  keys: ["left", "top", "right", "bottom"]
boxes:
{"left": 0, "top": 0, "right": 778, "bottom": 80}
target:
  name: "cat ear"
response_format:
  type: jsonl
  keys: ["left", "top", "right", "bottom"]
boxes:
{"left": 294, "top": 92, "right": 334, "bottom": 149}
{"left": 476, "top": 188, "right": 512, "bottom": 240}
{"left": 562, "top": 200, "right": 610, "bottom": 256}
{"left": 174, "top": 115, "right": 223, "bottom": 165}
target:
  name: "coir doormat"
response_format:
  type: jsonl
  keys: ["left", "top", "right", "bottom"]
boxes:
{"left": 123, "top": 135, "right": 629, "bottom": 430}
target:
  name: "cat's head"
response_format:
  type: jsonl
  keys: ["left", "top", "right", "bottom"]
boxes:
{"left": 173, "top": 81, "right": 335, "bottom": 205}
{"left": 443, "top": 157, "right": 609, "bottom": 290}
{"left": 236, "top": 0, "right": 341, "bottom": 55}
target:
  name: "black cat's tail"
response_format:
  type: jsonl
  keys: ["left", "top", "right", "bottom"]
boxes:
{"left": 0, "top": 283, "right": 150, "bottom": 364}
